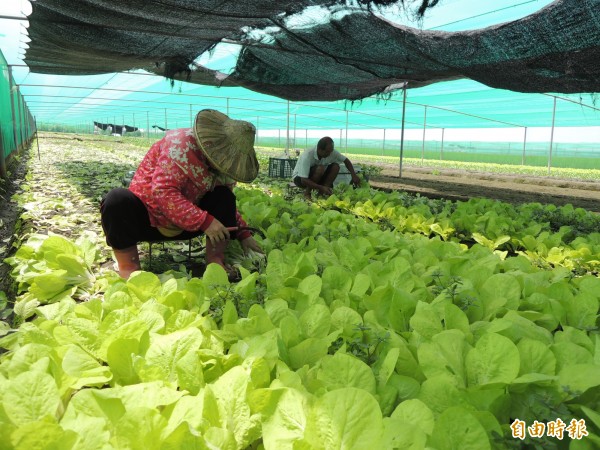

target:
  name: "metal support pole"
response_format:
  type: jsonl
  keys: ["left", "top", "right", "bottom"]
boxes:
{"left": 0, "top": 127, "right": 7, "bottom": 179}
{"left": 305, "top": 129, "right": 308, "bottom": 148}
{"left": 34, "top": 117, "right": 40, "bottom": 160}
{"left": 421, "top": 106, "right": 427, "bottom": 163}
{"left": 293, "top": 113, "right": 297, "bottom": 149}
{"left": 548, "top": 97, "right": 557, "bottom": 174}
{"left": 8, "top": 66, "right": 19, "bottom": 152}
{"left": 189, "top": 104, "right": 193, "bottom": 127}
{"left": 440, "top": 128, "right": 445, "bottom": 160}
{"left": 164, "top": 108, "right": 168, "bottom": 131}
{"left": 146, "top": 111, "right": 150, "bottom": 139}
{"left": 17, "top": 92, "right": 26, "bottom": 146}
{"left": 521, "top": 127, "right": 527, "bottom": 165}
{"left": 382, "top": 128, "right": 386, "bottom": 156}
{"left": 345, "top": 110, "right": 349, "bottom": 152}
{"left": 226, "top": 98, "right": 230, "bottom": 116}
{"left": 286, "top": 101, "right": 290, "bottom": 155}
{"left": 399, "top": 83, "right": 408, "bottom": 178}
{"left": 256, "top": 116, "right": 259, "bottom": 146}
{"left": 23, "top": 107, "right": 29, "bottom": 141}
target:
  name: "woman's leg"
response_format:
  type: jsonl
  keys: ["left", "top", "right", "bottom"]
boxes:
{"left": 197, "top": 186, "right": 237, "bottom": 268}
{"left": 100, "top": 186, "right": 238, "bottom": 276}
{"left": 100, "top": 188, "right": 153, "bottom": 277}
{"left": 101, "top": 187, "right": 168, "bottom": 247}
{"left": 197, "top": 186, "right": 237, "bottom": 229}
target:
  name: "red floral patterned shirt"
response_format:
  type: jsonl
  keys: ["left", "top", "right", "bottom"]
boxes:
{"left": 129, "top": 128, "right": 251, "bottom": 240}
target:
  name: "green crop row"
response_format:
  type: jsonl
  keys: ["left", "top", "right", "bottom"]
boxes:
{"left": 290, "top": 183, "right": 600, "bottom": 275}
{"left": 1, "top": 135, "right": 599, "bottom": 449}
{"left": 2, "top": 184, "right": 600, "bottom": 448}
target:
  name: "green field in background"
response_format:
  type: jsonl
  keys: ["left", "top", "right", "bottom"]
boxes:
{"left": 257, "top": 137, "right": 600, "bottom": 170}
{"left": 39, "top": 131, "right": 600, "bottom": 178}
{"left": 39, "top": 124, "right": 598, "bottom": 170}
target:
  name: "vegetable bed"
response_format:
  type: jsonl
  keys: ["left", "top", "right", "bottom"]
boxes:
{"left": 0, "top": 134, "right": 599, "bottom": 450}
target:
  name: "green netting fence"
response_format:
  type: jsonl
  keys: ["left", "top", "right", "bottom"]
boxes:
{"left": 31, "top": 88, "right": 599, "bottom": 172}
{"left": 0, "top": 49, "right": 35, "bottom": 179}
{"left": 12, "top": 59, "right": 598, "bottom": 174}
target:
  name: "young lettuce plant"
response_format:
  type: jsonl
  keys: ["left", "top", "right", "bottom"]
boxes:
{"left": 5, "top": 232, "right": 101, "bottom": 321}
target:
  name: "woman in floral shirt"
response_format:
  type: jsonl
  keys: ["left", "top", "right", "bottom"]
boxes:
{"left": 100, "top": 109, "right": 262, "bottom": 278}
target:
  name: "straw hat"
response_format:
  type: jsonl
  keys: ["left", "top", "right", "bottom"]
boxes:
{"left": 193, "top": 109, "right": 259, "bottom": 182}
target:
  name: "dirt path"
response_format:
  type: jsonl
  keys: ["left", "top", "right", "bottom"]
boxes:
{"left": 370, "top": 165, "right": 600, "bottom": 213}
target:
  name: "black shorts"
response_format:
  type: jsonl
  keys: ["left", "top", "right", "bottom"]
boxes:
{"left": 100, "top": 186, "right": 237, "bottom": 249}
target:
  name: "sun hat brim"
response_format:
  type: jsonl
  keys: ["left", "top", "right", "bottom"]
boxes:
{"left": 193, "top": 109, "right": 259, "bottom": 182}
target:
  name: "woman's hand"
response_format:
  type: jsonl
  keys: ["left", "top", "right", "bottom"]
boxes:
{"left": 204, "top": 218, "right": 230, "bottom": 243}
{"left": 241, "top": 236, "right": 263, "bottom": 254}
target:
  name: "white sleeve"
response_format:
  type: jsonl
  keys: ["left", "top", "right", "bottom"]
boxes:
{"left": 333, "top": 150, "right": 348, "bottom": 164}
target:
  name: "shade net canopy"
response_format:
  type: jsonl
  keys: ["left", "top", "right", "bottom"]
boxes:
{"left": 23, "top": 0, "right": 600, "bottom": 101}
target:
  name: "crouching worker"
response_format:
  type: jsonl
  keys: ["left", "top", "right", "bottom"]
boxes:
{"left": 100, "top": 109, "right": 262, "bottom": 279}
{"left": 292, "top": 136, "right": 361, "bottom": 199}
